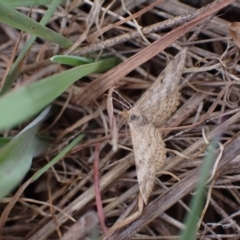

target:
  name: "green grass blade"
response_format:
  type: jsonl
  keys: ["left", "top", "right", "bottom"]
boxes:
{"left": 0, "top": 138, "right": 12, "bottom": 148}
{"left": 31, "top": 134, "right": 84, "bottom": 182}
{"left": 0, "top": 0, "right": 67, "bottom": 95}
{"left": 180, "top": 142, "right": 216, "bottom": 240}
{"left": 51, "top": 55, "right": 94, "bottom": 66}
{"left": 0, "top": 106, "right": 51, "bottom": 200}
{"left": 0, "top": 58, "right": 119, "bottom": 132}
{"left": 0, "top": 2, "right": 72, "bottom": 48}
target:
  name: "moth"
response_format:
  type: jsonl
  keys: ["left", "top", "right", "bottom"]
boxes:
{"left": 122, "top": 48, "right": 188, "bottom": 205}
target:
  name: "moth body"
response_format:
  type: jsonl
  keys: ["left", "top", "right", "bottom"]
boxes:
{"left": 122, "top": 48, "right": 188, "bottom": 204}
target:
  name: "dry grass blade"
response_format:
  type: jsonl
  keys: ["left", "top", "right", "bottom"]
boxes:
{"left": 74, "top": 0, "right": 234, "bottom": 106}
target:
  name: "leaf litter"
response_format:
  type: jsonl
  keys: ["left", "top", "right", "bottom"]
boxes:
{"left": 1, "top": 0, "right": 240, "bottom": 239}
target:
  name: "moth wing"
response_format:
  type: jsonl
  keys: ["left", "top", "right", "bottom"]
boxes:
{"left": 129, "top": 123, "right": 166, "bottom": 204}
{"left": 134, "top": 48, "right": 187, "bottom": 126}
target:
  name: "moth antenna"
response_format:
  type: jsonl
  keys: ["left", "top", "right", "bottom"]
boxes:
{"left": 112, "top": 90, "right": 133, "bottom": 109}
{"left": 105, "top": 90, "right": 132, "bottom": 110}
{"left": 107, "top": 96, "right": 131, "bottom": 110}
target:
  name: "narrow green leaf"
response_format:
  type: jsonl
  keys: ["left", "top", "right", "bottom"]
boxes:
{"left": 0, "top": 137, "right": 49, "bottom": 157}
{"left": 1, "top": 0, "right": 67, "bottom": 95}
{"left": 0, "top": 138, "right": 11, "bottom": 148}
{"left": 180, "top": 142, "right": 216, "bottom": 240}
{"left": 51, "top": 55, "right": 94, "bottom": 66}
{"left": 32, "top": 134, "right": 84, "bottom": 182}
{"left": 0, "top": 106, "right": 51, "bottom": 200}
{"left": 0, "top": 2, "right": 72, "bottom": 48}
{"left": 0, "top": 58, "right": 119, "bottom": 132}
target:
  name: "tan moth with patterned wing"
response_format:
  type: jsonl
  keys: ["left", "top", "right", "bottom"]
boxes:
{"left": 123, "top": 48, "right": 188, "bottom": 204}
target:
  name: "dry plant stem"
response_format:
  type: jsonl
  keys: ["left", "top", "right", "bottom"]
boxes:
{"left": 162, "top": 81, "right": 235, "bottom": 133}
{"left": 156, "top": 186, "right": 203, "bottom": 235}
{"left": 56, "top": 108, "right": 101, "bottom": 142}
{"left": 87, "top": 0, "right": 166, "bottom": 42}
{"left": 49, "top": 149, "right": 119, "bottom": 218}
{"left": 0, "top": 187, "right": 76, "bottom": 231}
{"left": 103, "top": 184, "right": 139, "bottom": 214}
{"left": 159, "top": 0, "right": 230, "bottom": 37}
{"left": 108, "top": 195, "right": 144, "bottom": 234}
{"left": 229, "top": 22, "right": 240, "bottom": 49}
{"left": 74, "top": 0, "right": 228, "bottom": 56}
{"left": 0, "top": 178, "right": 31, "bottom": 232}
{"left": 210, "top": 198, "right": 240, "bottom": 234}
{"left": 0, "top": 31, "right": 22, "bottom": 90}
{"left": 0, "top": 137, "right": 126, "bottom": 237}
{"left": 212, "top": 190, "right": 239, "bottom": 211}
{"left": 112, "top": 197, "right": 138, "bottom": 223}
{"left": 27, "top": 156, "right": 135, "bottom": 240}
{"left": 48, "top": 178, "right": 62, "bottom": 238}
{"left": 21, "top": 59, "right": 52, "bottom": 74}
{"left": 166, "top": 111, "right": 240, "bottom": 172}
{"left": 66, "top": 0, "right": 102, "bottom": 54}
{"left": 209, "top": 198, "right": 240, "bottom": 233}
{"left": 94, "top": 142, "right": 108, "bottom": 236}
{"left": 107, "top": 87, "right": 115, "bottom": 129}
{"left": 197, "top": 179, "right": 215, "bottom": 231}
{"left": 110, "top": 122, "right": 240, "bottom": 239}
{"left": 42, "top": 90, "right": 72, "bottom": 132}
{"left": 75, "top": 0, "right": 234, "bottom": 106}
{"left": 155, "top": 178, "right": 216, "bottom": 236}
{"left": 107, "top": 87, "right": 118, "bottom": 151}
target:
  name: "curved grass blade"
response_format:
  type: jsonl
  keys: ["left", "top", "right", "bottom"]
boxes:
{"left": 1, "top": 0, "right": 67, "bottom": 95}
{"left": 0, "top": 138, "right": 11, "bottom": 148}
{"left": 0, "top": 106, "right": 51, "bottom": 201}
{"left": 31, "top": 134, "right": 84, "bottom": 182}
{"left": 0, "top": 57, "right": 119, "bottom": 132}
{"left": 0, "top": 2, "right": 72, "bottom": 48}
{"left": 180, "top": 142, "right": 216, "bottom": 240}
{"left": 51, "top": 55, "right": 94, "bottom": 66}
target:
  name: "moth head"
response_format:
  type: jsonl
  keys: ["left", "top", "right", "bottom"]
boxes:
{"left": 129, "top": 113, "right": 142, "bottom": 122}
{"left": 129, "top": 109, "right": 149, "bottom": 125}
{"left": 120, "top": 108, "right": 148, "bottom": 125}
